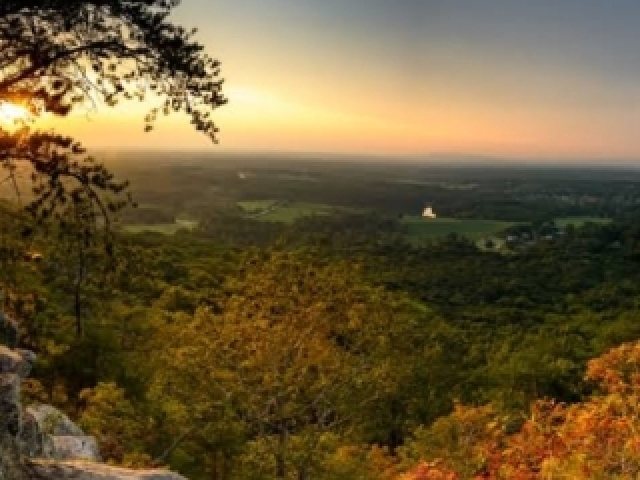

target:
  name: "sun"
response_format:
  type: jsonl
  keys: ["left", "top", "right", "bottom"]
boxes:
{"left": 0, "top": 102, "right": 29, "bottom": 123}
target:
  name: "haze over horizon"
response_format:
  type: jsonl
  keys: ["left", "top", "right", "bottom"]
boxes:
{"left": 43, "top": 1, "right": 640, "bottom": 161}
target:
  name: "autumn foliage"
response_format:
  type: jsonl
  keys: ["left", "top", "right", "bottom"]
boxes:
{"left": 399, "top": 340, "right": 640, "bottom": 480}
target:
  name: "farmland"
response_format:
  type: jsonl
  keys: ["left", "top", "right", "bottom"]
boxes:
{"left": 554, "top": 216, "right": 613, "bottom": 228}
{"left": 401, "top": 216, "right": 515, "bottom": 243}
{"left": 238, "top": 200, "right": 358, "bottom": 223}
{"left": 106, "top": 155, "right": 640, "bottom": 246}
{"left": 120, "top": 219, "right": 198, "bottom": 235}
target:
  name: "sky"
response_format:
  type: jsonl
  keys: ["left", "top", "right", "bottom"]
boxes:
{"left": 47, "top": 1, "right": 640, "bottom": 159}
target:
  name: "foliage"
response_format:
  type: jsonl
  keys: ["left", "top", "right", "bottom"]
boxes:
{"left": 0, "top": 0, "right": 226, "bottom": 134}
{"left": 79, "top": 382, "right": 152, "bottom": 465}
{"left": 7, "top": 148, "right": 640, "bottom": 480}
{"left": 0, "top": 0, "right": 226, "bottom": 350}
{"left": 148, "top": 252, "right": 429, "bottom": 479}
{"left": 399, "top": 340, "right": 640, "bottom": 479}
{"left": 0, "top": 0, "right": 225, "bottom": 238}
{"left": 399, "top": 403, "right": 508, "bottom": 478}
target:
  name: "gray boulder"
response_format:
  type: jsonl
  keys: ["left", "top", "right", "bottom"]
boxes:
{"left": 0, "top": 347, "right": 34, "bottom": 480}
{"left": 24, "top": 404, "right": 101, "bottom": 462}
{"left": 0, "top": 346, "right": 29, "bottom": 438}
{"left": 27, "top": 404, "right": 86, "bottom": 437}
{"left": 52, "top": 435, "right": 101, "bottom": 462}
{"left": 0, "top": 347, "right": 23, "bottom": 374}
{"left": 20, "top": 409, "right": 54, "bottom": 458}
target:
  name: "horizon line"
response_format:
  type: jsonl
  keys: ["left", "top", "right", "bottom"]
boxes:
{"left": 93, "top": 147, "right": 640, "bottom": 165}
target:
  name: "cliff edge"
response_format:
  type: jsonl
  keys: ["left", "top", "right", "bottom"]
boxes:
{"left": 0, "top": 346, "right": 186, "bottom": 480}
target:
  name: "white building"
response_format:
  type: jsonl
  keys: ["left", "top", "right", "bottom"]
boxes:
{"left": 422, "top": 206, "right": 437, "bottom": 219}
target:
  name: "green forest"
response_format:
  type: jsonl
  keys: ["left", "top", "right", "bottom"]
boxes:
{"left": 4, "top": 174, "right": 640, "bottom": 478}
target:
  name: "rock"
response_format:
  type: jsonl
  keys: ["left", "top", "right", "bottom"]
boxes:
{"left": 0, "top": 347, "right": 33, "bottom": 480}
{"left": 27, "top": 405, "right": 86, "bottom": 436}
{"left": 0, "top": 347, "right": 37, "bottom": 439}
{"left": 0, "top": 346, "right": 23, "bottom": 374}
{"left": 52, "top": 435, "right": 101, "bottom": 462}
{"left": 0, "top": 373, "right": 21, "bottom": 437}
{"left": 22, "top": 406, "right": 101, "bottom": 461}
{"left": 24, "top": 460, "right": 188, "bottom": 479}
{"left": 20, "top": 410, "right": 54, "bottom": 458}
{"left": 0, "top": 443, "right": 28, "bottom": 480}
{"left": 0, "top": 346, "right": 188, "bottom": 479}
{"left": 25, "top": 404, "right": 102, "bottom": 462}
{"left": 0, "top": 346, "right": 35, "bottom": 379}
{"left": 14, "top": 349, "right": 37, "bottom": 378}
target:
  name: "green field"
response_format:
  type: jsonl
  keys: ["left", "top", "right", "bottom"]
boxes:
{"left": 261, "top": 203, "right": 343, "bottom": 223}
{"left": 402, "top": 216, "right": 515, "bottom": 243}
{"left": 121, "top": 220, "right": 198, "bottom": 235}
{"left": 554, "top": 216, "right": 613, "bottom": 228}
{"left": 237, "top": 200, "right": 280, "bottom": 213}
{"left": 239, "top": 200, "right": 355, "bottom": 223}
{"left": 240, "top": 200, "right": 517, "bottom": 237}
{"left": 404, "top": 216, "right": 613, "bottom": 244}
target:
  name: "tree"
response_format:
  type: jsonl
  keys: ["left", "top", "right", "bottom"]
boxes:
{"left": 398, "top": 403, "right": 507, "bottom": 479}
{"left": 397, "top": 340, "right": 640, "bottom": 480}
{"left": 0, "top": 0, "right": 226, "bottom": 341}
{"left": 149, "top": 252, "right": 427, "bottom": 480}
{"left": 0, "top": 0, "right": 226, "bottom": 226}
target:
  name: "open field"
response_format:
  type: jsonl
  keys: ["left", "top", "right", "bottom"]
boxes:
{"left": 402, "top": 216, "right": 515, "bottom": 242}
{"left": 239, "top": 201, "right": 357, "bottom": 223}
{"left": 259, "top": 204, "right": 336, "bottom": 223}
{"left": 121, "top": 220, "right": 198, "bottom": 235}
{"left": 237, "top": 200, "right": 279, "bottom": 213}
{"left": 554, "top": 216, "right": 613, "bottom": 228}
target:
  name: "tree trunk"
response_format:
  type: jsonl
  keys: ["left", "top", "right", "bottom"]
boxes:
{"left": 297, "top": 466, "right": 309, "bottom": 480}
{"left": 275, "top": 431, "right": 286, "bottom": 479}
{"left": 73, "top": 248, "right": 86, "bottom": 337}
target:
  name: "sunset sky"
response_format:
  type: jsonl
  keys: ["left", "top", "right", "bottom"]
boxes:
{"left": 56, "top": 1, "right": 640, "bottom": 159}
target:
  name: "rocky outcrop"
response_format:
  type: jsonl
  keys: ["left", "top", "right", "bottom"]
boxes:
{"left": 1, "top": 346, "right": 33, "bottom": 480}
{"left": 24, "top": 405, "right": 101, "bottom": 462}
{"left": 24, "top": 460, "right": 188, "bottom": 479}
{"left": 0, "top": 346, "right": 187, "bottom": 480}
{"left": 27, "top": 404, "right": 86, "bottom": 436}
